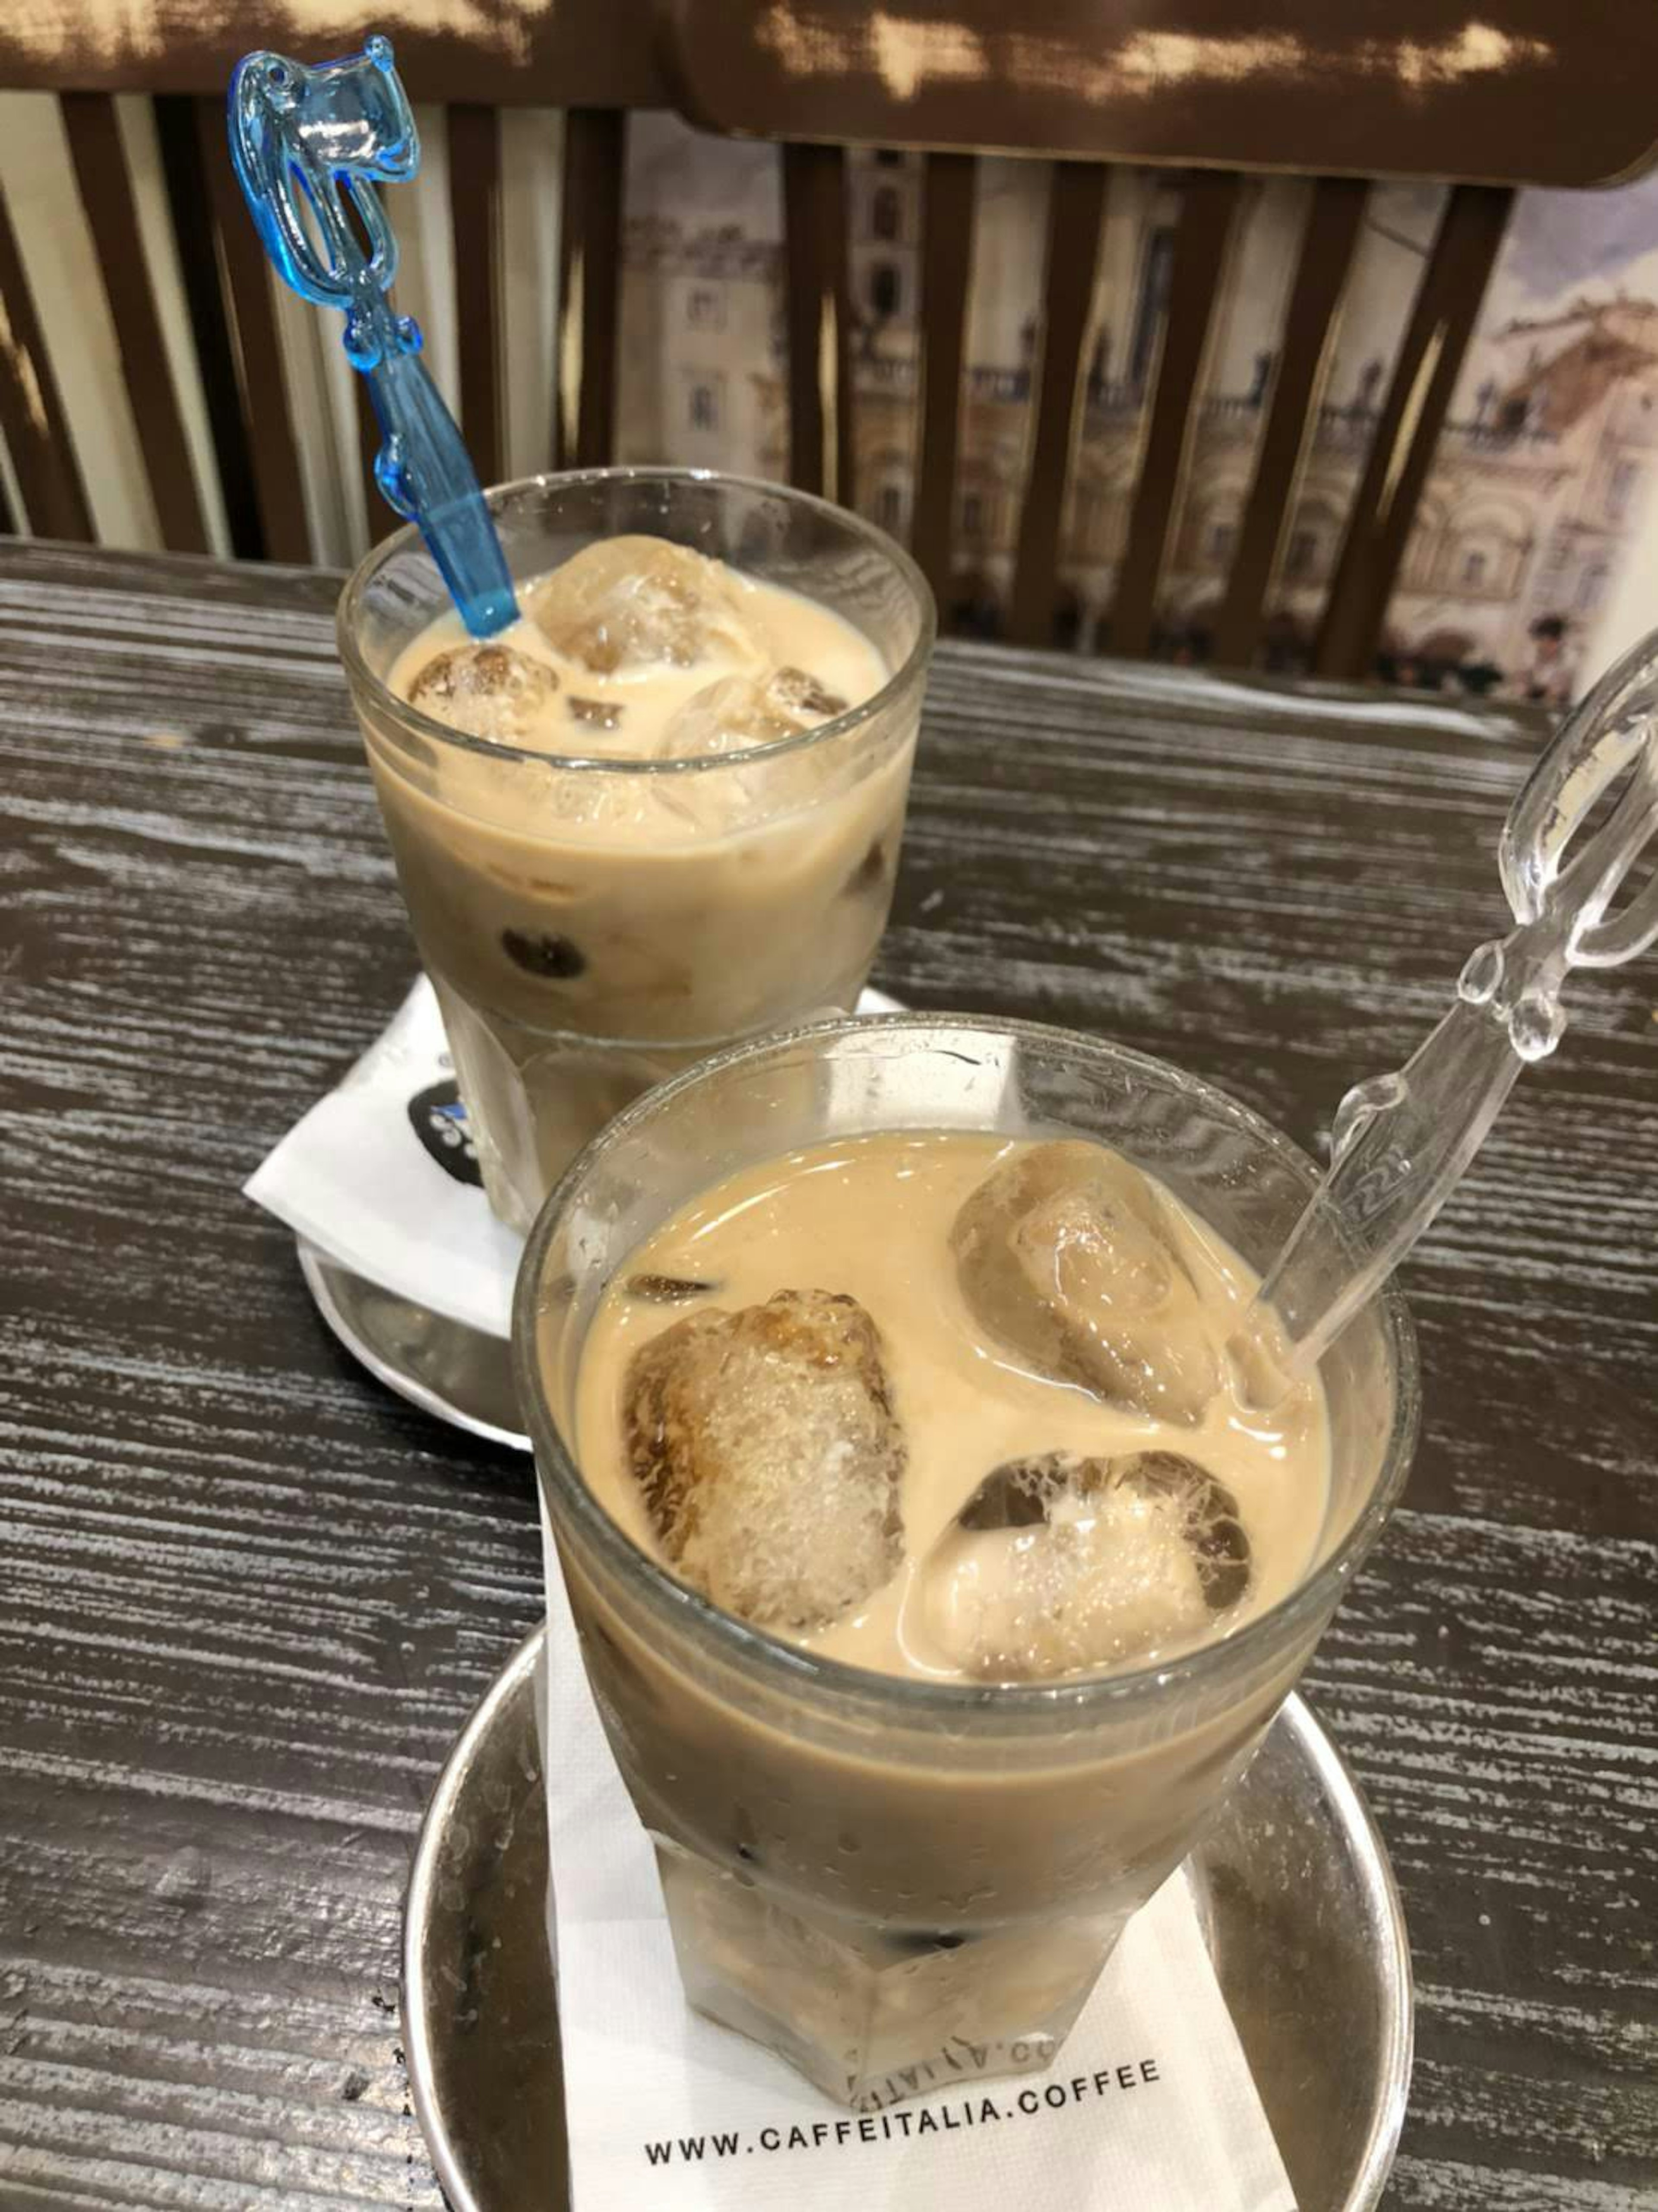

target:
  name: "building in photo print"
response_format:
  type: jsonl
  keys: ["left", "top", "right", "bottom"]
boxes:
{"left": 1145, "top": 177, "right": 1658, "bottom": 697}
{"left": 615, "top": 122, "right": 1658, "bottom": 697}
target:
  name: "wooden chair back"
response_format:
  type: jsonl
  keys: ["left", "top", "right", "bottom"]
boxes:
{"left": 2, "top": 1, "right": 1653, "bottom": 678}
{"left": 0, "top": 5, "right": 663, "bottom": 566}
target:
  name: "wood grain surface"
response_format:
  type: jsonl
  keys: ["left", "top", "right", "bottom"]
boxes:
{"left": 1, "top": 539, "right": 1652, "bottom": 2209}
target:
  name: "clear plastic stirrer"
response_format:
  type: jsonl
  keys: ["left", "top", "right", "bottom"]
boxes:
{"left": 1237, "top": 626, "right": 1658, "bottom": 1394}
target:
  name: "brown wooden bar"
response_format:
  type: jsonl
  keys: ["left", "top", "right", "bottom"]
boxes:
{"left": 151, "top": 95, "right": 265, "bottom": 561}
{"left": 553, "top": 109, "right": 626, "bottom": 472}
{"left": 1007, "top": 160, "right": 1107, "bottom": 647}
{"left": 0, "top": 1, "right": 668, "bottom": 108}
{"left": 659, "top": 0, "right": 1658, "bottom": 191}
{"left": 0, "top": 186, "right": 95, "bottom": 541}
{"left": 1314, "top": 183, "right": 1514, "bottom": 680}
{"left": 782, "top": 142, "right": 854, "bottom": 504}
{"left": 61, "top": 90, "right": 209, "bottom": 554}
{"left": 190, "top": 95, "right": 311, "bottom": 565}
{"left": 1109, "top": 168, "right": 1242, "bottom": 658}
{"left": 354, "top": 374, "right": 384, "bottom": 549}
{"left": 911, "top": 152, "right": 977, "bottom": 613}
{"left": 447, "top": 104, "right": 506, "bottom": 490}
{"left": 1212, "top": 177, "right": 1369, "bottom": 669}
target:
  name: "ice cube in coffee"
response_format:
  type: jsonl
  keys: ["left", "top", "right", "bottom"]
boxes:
{"left": 921, "top": 1448, "right": 1252, "bottom": 1680}
{"left": 560, "top": 1127, "right": 1331, "bottom": 2104}
{"left": 950, "top": 1140, "right": 1221, "bottom": 1423}
{"left": 344, "top": 484, "right": 929, "bottom": 1229}
{"left": 623, "top": 1288, "right": 905, "bottom": 1632}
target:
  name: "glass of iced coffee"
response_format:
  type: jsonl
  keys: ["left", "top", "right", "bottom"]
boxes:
{"left": 338, "top": 470, "right": 932, "bottom": 1228}
{"left": 516, "top": 1014, "right": 1419, "bottom": 2109}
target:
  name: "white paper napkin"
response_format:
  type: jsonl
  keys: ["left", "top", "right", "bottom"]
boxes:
{"left": 244, "top": 975, "right": 906, "bottom": 1338}
{"left": 538, "top": 1499, "right": 1297, "bottom": 2212}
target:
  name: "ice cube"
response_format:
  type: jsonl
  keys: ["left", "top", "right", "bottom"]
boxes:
{"left": 766, "top": 665, "right": 850, "bottom": 721}
{"left": 658, "top": 666, "right": 850, "bottom": 762}
{"left": 648, "top": 667, "right": 849, "bottom": 833}
{"left": 566, "top": 695, "right": 627, "bottom": 733}
{"left": 527, "top": 534, "right": 758, "bottom": 675}
{"left": 626, "top": 1273, "right": 720, "bottom": 1304}
{"left": 658, "top": 676, "right": 789, "bottom": 761}
{"left": 622, "top": 1288, "right": 905, "bottom": 1630}
{"left": 950, "top": 1141, "right": 1220, "bottom": 1423}
{"left": 918, "top": 1449, "right": 1251, "bottom": 1680}
{"left": 407, "top": 642, "right": 559, "bottom": 743}
{"left": 840, "top": 837, "right": 889, "bottom": 901}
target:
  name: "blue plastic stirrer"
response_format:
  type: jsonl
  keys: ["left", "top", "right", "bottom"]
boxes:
{"left": 228, "top": 35, "right": 518, "bottom": 637}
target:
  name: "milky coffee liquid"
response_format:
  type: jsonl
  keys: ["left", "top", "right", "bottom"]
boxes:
{"left": 364, "top": 538, "right": 911, "bottom": 1225}
{"left": 575, "top": 1131, "right": 1330, "bottom": 1683}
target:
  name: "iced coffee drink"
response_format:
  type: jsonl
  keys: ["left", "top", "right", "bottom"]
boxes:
{"left": 339, "top": 473, "right": 932, "bottom": 1228}
{"left": 519, "top": 1019, "right": 1418, "bottom": 2111}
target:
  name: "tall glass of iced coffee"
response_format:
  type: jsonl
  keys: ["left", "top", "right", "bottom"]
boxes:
{"left": 516, "top": 1015, "right": 1419, "bottom": 2109}
{"left": 339, "top": 470, "right": 933, "bottom": 1228}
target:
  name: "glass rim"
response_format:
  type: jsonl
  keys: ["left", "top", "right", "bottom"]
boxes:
{"left": 513, "top": 1011, "right": 1422, "bottom": 1727}
{"left": 335, "top": 464, "right": 937, "bottom": 776}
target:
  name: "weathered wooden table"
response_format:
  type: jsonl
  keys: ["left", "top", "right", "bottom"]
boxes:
{"left": 2, "top": 539, "right": 1652, "bottom": 2209}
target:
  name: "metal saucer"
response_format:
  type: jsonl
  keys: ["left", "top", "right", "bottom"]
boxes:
{"left": 298, "top": 1241, "right": 529, "bottom": 1449}
{"left": 403, "top": 1629, "right": 1412, "bottom": 2212}
{"left": 295, "top": 990, "right": 918, "bottom": 1447}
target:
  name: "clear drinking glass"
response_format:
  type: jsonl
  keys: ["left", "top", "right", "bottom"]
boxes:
{"left": 338, "top": 469, "right": 933, "bottom": 1229}
{"left": 515, "top": 1015, "right": 1419, "bottom": 2110}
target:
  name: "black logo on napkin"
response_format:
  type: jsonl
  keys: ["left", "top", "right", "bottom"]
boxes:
{"left": 407, "top": 1081, "right": 483, "bottom": 1188}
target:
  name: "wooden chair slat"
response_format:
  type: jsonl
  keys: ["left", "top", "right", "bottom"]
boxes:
{"left": 1314, "top": 183, "right": 1514, "bottom": 680}
{"left": 60, "top": 91, "right": 208, "bottom": 554}
{"left": 1110, "top": 169, "right": 1243, "bottom": 659}
{"left": 354, "top": 376, "right": 385, "bottom": 549}
{"left": 188, "top": 96, "right": 310, "bottom": 565}
{"left": 149, "top": 95, "right": 262, "bottom": 561}
{"left": 0, "top": 6, "right": 669, "bottom": 109}
{"left": 553, "top": 108, "right": 626, "bottom": 471}
{"left": 782, "top": 143, "right": 854, "bottom": 504}
{"left": 912, "top": 151, "right": 976, "bottom": 614}
{"left": 447, "top": 103, "right": 506, "bottom": 489}
{"left": 1008, "top": 160, "right": 1108, "bottom": 647}
{"left": 661, "top": 0, "right": 1658, "bottom": 192}
{"left": 1213, "top": 175, "right": 1369, "bottom": 669}
{"left": 0, "top": 184, "right": 94, "bottom": 541}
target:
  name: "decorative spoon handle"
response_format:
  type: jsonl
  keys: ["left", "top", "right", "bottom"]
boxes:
{"left": 1253, "top": 626, "right": 1658, "bottom": 1380}
{"left": 228, "top": 35, "right": 517, "bottom": 638}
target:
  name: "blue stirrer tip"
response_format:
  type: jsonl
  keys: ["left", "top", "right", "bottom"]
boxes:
{"left": 227, "top": 35, "right": 517, "bottom": 638}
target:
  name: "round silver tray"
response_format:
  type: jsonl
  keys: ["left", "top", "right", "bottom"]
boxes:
{"left": 299, "top": 1242, "right": 529, "bottom": 1449}
{"left": 403, "top": 1629, "right": 1412, "bottom": 2212}
{"left": 294, "top": 991, "right": 914, "bottom": 1449}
